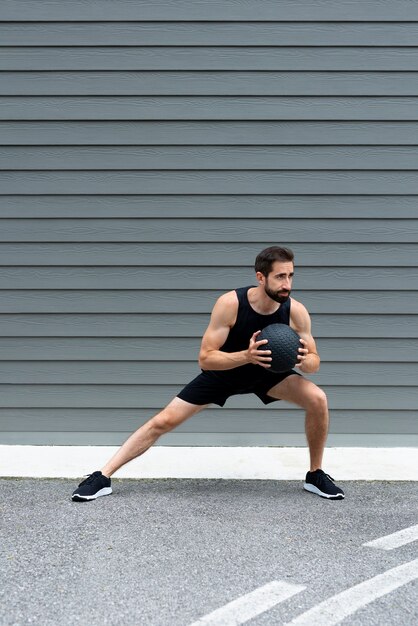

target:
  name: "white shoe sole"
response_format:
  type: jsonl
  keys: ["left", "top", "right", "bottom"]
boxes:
{"left": 72, "top": 487, "right": 112, "bottom": 501}
{"left": 304, "top": 482, "right": 344, "bottom": 499}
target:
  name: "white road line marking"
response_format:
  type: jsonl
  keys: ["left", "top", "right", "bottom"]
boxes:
{"left": 188, "top": 580, "right": 305, "bottom": 626}
{"left": 363, "top": 523, "right": 418, "bottom": 551}
{"left": 284, "top": 558, "right": 418, "bottom": 626}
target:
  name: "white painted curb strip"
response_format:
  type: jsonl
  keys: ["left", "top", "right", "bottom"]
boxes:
{"left": 0, "top": 446, "right": 417, "bottom": 479}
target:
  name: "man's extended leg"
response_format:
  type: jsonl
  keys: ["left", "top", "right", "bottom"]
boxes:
{"left": 101, "top": 397, "right": 207, "bottom": 477}
{"left": 71, "top": 397, "right": 206, "bottom": 501}
{"left": 266, "top": 374, "right": 344, "bottom": 499}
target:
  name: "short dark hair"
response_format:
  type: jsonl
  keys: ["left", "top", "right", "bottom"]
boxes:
{"left": 254, "top": 246, "right": 294, "bottom": 276}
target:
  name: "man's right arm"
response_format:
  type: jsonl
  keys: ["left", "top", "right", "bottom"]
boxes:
{"left": 198, "top": 292, "right": 272, "bottom": 371}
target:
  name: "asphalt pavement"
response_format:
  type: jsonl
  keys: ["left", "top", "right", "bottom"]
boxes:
{"left": 1, "top": 478, "right": 417, "bottom": 626}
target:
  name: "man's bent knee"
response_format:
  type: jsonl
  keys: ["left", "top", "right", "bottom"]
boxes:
{"left": 307, "top": 388, "right": 328, "bottom": 412}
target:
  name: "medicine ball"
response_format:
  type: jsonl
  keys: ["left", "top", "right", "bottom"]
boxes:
{"left": 258, "top": 323, "right": 301, "bottom": 373}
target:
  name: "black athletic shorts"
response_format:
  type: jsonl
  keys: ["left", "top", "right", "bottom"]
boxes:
{"left": 177, "top": 369, "right": 301, "bottom": 407}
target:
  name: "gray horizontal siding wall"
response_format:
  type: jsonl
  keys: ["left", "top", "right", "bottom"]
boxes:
{"left": 0, "top": 0, "right": 417, "bottom": 447}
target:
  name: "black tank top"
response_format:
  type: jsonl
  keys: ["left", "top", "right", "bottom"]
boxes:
{"left": 205, "top": 285, "right": 292, "bottom": 383}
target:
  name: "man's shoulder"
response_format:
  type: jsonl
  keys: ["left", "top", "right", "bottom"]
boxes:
{"left": 289, "top": 297, "right": 309, "bottom": 318}
{"left": 216, "top": 289, "right": 239, "bottom": 307}
{"left": 216, "top": 285, "right": 254, "bottom": 305}
{"left": 209, "top": 289, "right": 239, "bottom": 327}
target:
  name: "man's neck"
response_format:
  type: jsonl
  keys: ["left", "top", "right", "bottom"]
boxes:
{"left": 247, "top": 286, "right": 281, "bottom": 315}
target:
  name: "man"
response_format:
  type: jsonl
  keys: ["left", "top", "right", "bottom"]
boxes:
{"left": 72, "top": 246, "right": 344, "bottom": 501}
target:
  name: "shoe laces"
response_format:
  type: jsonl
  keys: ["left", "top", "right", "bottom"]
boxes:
{"left": 81, "top": 472, "right": 100, "bottom": 485}
{"left": 316, "top": 470, "right": 335, "bottom": 484}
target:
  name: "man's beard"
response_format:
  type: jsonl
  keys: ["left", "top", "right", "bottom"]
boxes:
{"left": 264, "top": 284, "right": 291, "bottom": 304}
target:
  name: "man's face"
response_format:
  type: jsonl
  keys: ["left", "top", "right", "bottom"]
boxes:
{"left": 258, "top": 261, "right": 294, "bottom": 304}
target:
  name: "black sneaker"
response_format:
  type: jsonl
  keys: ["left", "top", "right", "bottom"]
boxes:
{"left": 71, "top": 471, "right": 112, "bottom": 502}
{"left": 304, "top": 469, "right": 345, "bottom": 500}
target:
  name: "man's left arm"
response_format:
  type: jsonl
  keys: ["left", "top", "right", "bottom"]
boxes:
{"left": 291, "top": 302, "right": 320, "bottom": 374}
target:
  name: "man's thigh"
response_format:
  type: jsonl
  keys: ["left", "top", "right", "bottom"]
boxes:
{"left": 266, "top": 373, "right": 324, "bottom": 409}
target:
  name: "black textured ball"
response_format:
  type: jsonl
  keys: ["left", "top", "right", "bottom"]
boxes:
{"left": 258, "top": 323, "right": 301, "bottom": 373}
